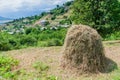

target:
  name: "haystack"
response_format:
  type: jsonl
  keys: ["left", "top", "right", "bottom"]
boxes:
{"left": 61, "top": 25, "right": 107, "bottom": 73}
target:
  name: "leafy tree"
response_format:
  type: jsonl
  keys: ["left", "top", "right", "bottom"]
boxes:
{"left": 51, "top": 15, "right": 56, "bottom": 20}
{"left": 25, "top": 28, "right": 33, "bottom": 34}
{"left": 71, "top": 0, "right": 120, "bottom": 34}
{"left": 20, "top": 35, "right": 37, "bottom": 46}
{"left": 64, "top": 1, "right": 73, "bottom": 6}
{"left": 56, "top": 5, "right": 60, "bottom": 8}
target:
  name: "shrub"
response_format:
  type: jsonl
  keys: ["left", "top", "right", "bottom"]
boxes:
{"left": 0, "top": 27, "right": 68, "bottom": 51}
{"left": 38, "top": 34, "right": 50, "bottom": 41}
{"left": 47, "top": 39, "right": 62, "bottom": 46}
{"left": 33, "top": 61, "right": 49, "bottom": 72}
{"left": 51, "top": 15, "right": 56, "bottom": 20}
{"left": 71, "top": 0, "right": 120, "bottom": 34}
{"left": 38, "top": 41, "right": 48, "bottom": 47}
{"left": 59, "top": 19, "right": 71, "bottom": 25}
{"left": 0, "top": 41, "right": 11, "bottom": 51}
{"left": 103, "top": 31, "right": 120, "bottom": 41}
{"left": 20, "top": 35, "right": 37, "bottom": 46}
{"left": 47, "top": 75, "right": 58, "bottom": 80}
{"left": 8, "top": 38, "right": 21, "bottom": 49}
{"left": 9, "top": 39, "right": 17, "bottom": 46}
{"left": 0, "top": 55, "right": 19, "bottom": 78}
{"left": 25, "top": 28, "right": 33, "bottom": 34}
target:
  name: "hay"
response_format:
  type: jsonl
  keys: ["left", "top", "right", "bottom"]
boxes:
{"left": 61, "top": 24, "right": 107, "bottom": 74}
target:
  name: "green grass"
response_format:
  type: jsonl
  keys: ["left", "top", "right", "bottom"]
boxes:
{"left": 33, "top": 61, "right": 49, "bottom": 72}
{"left": 103, "top": 31, "right": 120, "bottom": 41}
{"left": 0, "top": 58, "right": 58, "bottom": 80}
{"left": 111, "top": 68, "right": 120, "bottom": 80}
{"left": 32, "top": 61, "right": 59, "bottom": 80}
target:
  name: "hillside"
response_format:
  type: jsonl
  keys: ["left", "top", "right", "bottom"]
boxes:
{"left": 3, "top": 1, "right": 73, "bottom": 29}
{"left": 1, "top": 42, "right": 120, "bottom": 80}
{"left": 0, "top": 0, "right": 119, "bottom": 52}
{"left": 0, "top": 1, "right": 120, "bottom": 80}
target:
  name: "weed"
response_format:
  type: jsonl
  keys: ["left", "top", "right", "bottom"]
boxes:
{"left": 0, "top": 55, "right": 19, "bottom": 79}
{"left": 33, "top": 61, "right": 49, "bottom": 72}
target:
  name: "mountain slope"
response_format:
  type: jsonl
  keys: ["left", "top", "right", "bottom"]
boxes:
{"left": 5, "top": 1, "right": 73, "bottom": 27}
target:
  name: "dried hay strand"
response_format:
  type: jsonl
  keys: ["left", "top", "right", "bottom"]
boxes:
{"left": 61, "top": 25, "right": 108, "bottom": 74}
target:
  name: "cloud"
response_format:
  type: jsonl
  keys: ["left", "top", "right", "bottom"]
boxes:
{"left": 0, "top": 0, "right": 72, "bottom": 18}
{"left": 0, "top": 0, "right": 42, "bottom": 12}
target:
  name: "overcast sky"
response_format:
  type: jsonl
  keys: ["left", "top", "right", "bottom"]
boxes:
{"left": 0, "top": 0, "right": 71, "bottom": 19}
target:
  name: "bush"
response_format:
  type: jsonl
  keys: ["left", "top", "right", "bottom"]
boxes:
{"left": 47, "top": 39, "right": 62, "bottom": 46}
{"left": 51, "top": 15, "right": 56, "bottom": 20}
{"left": 0, "top": 55, "right": 19, "bottom": 78}
{"left": 59, "top": 19, "right": 71, "bottom": 25}
{"left": 20, "top": 35, "right": 37, "bottom": 46}
{"left": 0, "top": 33, "right": 18, "bottom": 51}
{"left": 71, "top": 0, "right": 120, "bottom": 35}
{"left": 0, "top": 41, "right": 11, "bottom": 51}
{"left": 33, "top": 61, "right": 49, "bottom": 72}
{"left": 38, "top": 34, "right": 50, "bottom": 41}
{"left": 8, "top": 38, "right": 21, "bottom": 49}
{"left": 0, "top": 27, "right": 67, "bottom": 50}
{"left": 25, "top": 27, "right": 40, "bottom": 34}
{"left": 9, "top": 39, "right": 17, "bottom": 46}
{"left": 47, "top": 75, "right": 58, "bottom": 80}
{"left": 103, "top": 31, "right": 120, "bottom": 41}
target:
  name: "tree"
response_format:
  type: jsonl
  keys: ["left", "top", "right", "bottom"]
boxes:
{"left": 56, "top": 5, "right": 60, "bottom": 8}
{"left": 64, "top": 1, "right": 73, "bottom": 6}
{"left": 71, "top": 0, "right": 120, "bottom": 34}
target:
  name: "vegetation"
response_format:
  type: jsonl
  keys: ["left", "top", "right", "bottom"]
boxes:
{"left": 0, "top": 55, "right": 19, "bottom": 79}
{"left": 3, "top": 1, "right": 73, "bottom": 29}
{"left": 0, "top": 0, "right": 120, "bottom": 80}
{"left": 0, "top": 0, "right": 118, "bottom": 48}
{"left": 0, "top": 54, "right": 58, "bottom": 80}
{"left": 32, "top": 61, "right": 59, "bottom": 80}
{"left": 33, "top": 61, "right": 49, "bottom": 72}
{"left": 103, "top": 31, "right": 120, "bottom": 41}
{"left": 0, "top": 0, "right": 119, "bottom": 52}
{"left": 0, "top": 25, "right": 119, "bottom": 51}
{"left": 71, "top": 0, "right": 120, "bottom": 35}
{"left": 0, "top": 27, "right": 67, "bottom": 51}
{"left": 0, "top": 45, "right": 120, "bottom": 80}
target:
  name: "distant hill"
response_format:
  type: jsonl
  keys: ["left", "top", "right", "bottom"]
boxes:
{"left": 0, "top": 16, "right": 13, "bottom": 24}
{"left": 0, "top": 16, "right": 12, "bottom": 20}
{"left": 5, "top": 1, "right": 73, "bottom": 27}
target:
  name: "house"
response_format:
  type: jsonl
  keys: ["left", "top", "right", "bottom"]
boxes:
{"left": 8, "top": 32, "right": 14, "bottom": 35}
{"left": 40, "top": 27, "right": 47, "bottom": 31}
{"left": 60, "top": 24, "right": 70, "bottom": 28}
{"left": 39, "top": 20, "right": 48, "bottom": 26}
{"left": 50, "top": 26, "right": 58, "bottom": 30}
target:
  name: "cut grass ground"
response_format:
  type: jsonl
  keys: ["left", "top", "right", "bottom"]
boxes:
{"left": 1, "top": 41, "right": 120, "bottom": 80}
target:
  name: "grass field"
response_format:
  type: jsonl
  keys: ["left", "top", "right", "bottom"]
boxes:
{"left": 0, "top": 41, "right": 120, "bottom": 80}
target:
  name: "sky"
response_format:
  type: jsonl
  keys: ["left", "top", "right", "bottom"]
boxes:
{"left": 0, "top": 0, "right": 72, "bottom": 19}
